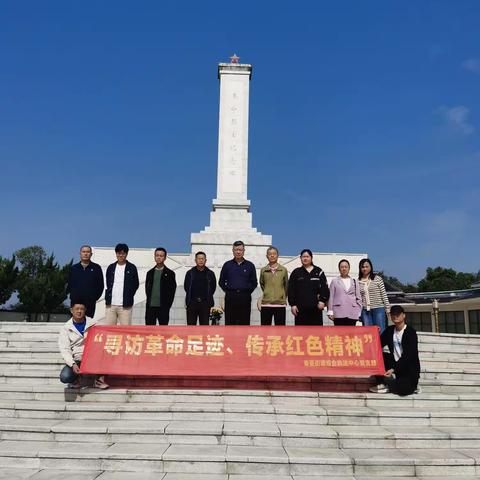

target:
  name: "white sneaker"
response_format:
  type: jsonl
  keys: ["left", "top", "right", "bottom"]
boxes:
{"left": 369, "top": 383, "right": 389, "bottom": 393}
{"left": 414, "top": 387, "right": 422, "bottom": 394}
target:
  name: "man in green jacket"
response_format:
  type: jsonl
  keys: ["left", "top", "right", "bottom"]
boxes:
{"left": 259, "top": 246, "right": 289, "bottom": 325}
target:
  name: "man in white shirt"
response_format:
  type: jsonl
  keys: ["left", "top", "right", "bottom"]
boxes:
{"left": 369, "top": 305, "right": 421, "bottom": 396}
{"left": 104, "top": 243, "right": 139, "bottom": 325}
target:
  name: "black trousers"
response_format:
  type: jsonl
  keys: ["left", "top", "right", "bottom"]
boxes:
{"left": 145, "top": 306, "right": 170, "bottom": 325}
{"left": 186, "top": 301, "right": 211, "bottom": 325}
{"left": 225, "top": 291, "right": 251, "bottom": 325}
{"left": 375, "top": 352, "right": 418, "bottom": 396}
{"left": 333, "top": 317, "right": 357, "bottom": 326}
{"left": 260, "top": 307, "right": 286, "bottom": 326}
{"left": 295, "top": 308, "right": 323, "bottom": 326}
{"left": 85, "top": 301, "right": 96, "bottom": 319}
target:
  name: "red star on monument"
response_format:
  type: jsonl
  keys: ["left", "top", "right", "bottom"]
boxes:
{"left": 230, "top": 54, "right": 240, "bottom": 64}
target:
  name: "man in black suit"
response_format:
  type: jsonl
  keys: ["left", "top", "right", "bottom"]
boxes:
{"left": 145, "top": 247, "right": 177, "bottom": 325}
{"left": 184, "top": 252, "right": 216, "bottom": 325}
{"left": 370, "top": 305, "right": 421, "bottom": 396}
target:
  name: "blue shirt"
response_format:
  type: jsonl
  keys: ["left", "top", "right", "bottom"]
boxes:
{"left": 73, "top": 319, "right": 87, "bottom": 336}
{"left": 219, "top": 259, "right": 258, "bottom": 294}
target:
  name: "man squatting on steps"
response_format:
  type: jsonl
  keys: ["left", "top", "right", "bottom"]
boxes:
{"left": 370, "top": 305, "right": 421, "bottom": 396}
{"left": 58, "top": 303, "right": 109, "bottom": 389}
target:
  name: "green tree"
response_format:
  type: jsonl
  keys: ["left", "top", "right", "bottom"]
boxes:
{"left": 0, "top": 255, "right": 18, "bottom": 306}
{"left": 15, "top": 246, "right": 72, "bottom": 321}
{"left": 417, "top": 267, "right": 478, "bottom": 292}
{"left": 15, "top": 246, "right": 46, "bottom": 277}
{"left": 378, "top": 272, "right": 419, "bottom": 293}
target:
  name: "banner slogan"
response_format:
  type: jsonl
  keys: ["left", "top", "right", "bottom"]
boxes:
{"left": 80, "top": 325, "right": 385, "bottom": 377}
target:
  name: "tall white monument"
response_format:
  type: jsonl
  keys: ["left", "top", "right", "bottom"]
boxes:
{"left": 92, "top": 56, "right": 367, "bottom": 324}
{"left": 191, "top": 57, "right": 272, "bottom": 267}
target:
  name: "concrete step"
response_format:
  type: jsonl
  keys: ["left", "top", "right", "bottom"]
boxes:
{"left": 421, "top": 358, "right": 480, "bottom": 368}
{"left": 2, "top": 393, "right": 480, "bottom": 428}
{"left": 1, "top": 440, "right": 480, "bottom": 476}
{"left": 421, "top": 369, "right": 480, "bottom": 381}
{"left": 0, "top": 341, "right": 58, "bottom": 349}
{"left": 2, "top": 385, "right": 480, "bottom": 407}
{"left": 2, "top": 323, "right": 480, "bottom": 477}
{"left": 2, "top": 417, "right": 480, "bottom": 449}
{"left": 419, "top": 332, "right": 480, "bottom": 344}
{"left": 0, "top": 347, "right": 61, "bottom": 356}
{"left": 2, "top": 474, "right": 480, "bottom": 480}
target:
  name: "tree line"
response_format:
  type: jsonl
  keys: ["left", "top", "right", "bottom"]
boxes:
{"left": 0, "top": 246, "right": 72, "bottom": 319}
{"left": 381, "top": 267, "right": 480, "bottom": 293}
{"left": 0, "top": 246, "right": 479, "bottom": 316}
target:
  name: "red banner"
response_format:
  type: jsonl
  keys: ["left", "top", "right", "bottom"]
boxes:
{"left": 80, "top": 326, "right": 385, "bottom": 377}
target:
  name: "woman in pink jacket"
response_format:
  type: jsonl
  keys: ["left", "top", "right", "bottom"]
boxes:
{"left": 327, "top": 259, "right": 362, "bottom": 326}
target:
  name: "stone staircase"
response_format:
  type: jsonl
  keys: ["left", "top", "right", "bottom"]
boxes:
{"left": 1, "top": 323, "right": 480, "bottom": 479}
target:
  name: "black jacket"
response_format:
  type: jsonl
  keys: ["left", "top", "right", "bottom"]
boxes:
{"left": 184, "top": 267, "right": 217, "bottom": 307}
{"left": 381, "top": 324, "right": 421, "bottom": 389}
{"left": 67, "top": 261, "right": 104, "bottom": 305}
{"left": 105, "top": 261, "right": 139, "bottom": 308}
{"left": 288, "top": 265, "right": 330, "bottom": 309}
{"left": 145, "top": 265, "right": 177, "bottom": 309}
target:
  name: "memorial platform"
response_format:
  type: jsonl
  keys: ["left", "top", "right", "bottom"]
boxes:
{"left": 1, "top": 322, "right": 480, "bottom": 479}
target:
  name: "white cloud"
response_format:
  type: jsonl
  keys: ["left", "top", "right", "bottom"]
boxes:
{"left": 462, "top": 58, "right": 480, "bottom": 74}
{"left": 437, "top": 105, "right": 475, "bottom": 135}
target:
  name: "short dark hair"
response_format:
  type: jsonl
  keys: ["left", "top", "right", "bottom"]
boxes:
{"left": 338, "top": 259, "right": 350, "bottom": 269}
{"left": 79, "top": 245, "right": 92, "bottom": 252}
{"left": 358, "top": 258, "right": 375, "bottom": 280}
{"left": 70, "top": 302, "right": 86, "bottom": 308}
{"left": 115, "top": 243, "right": 129, "bottom": 254}
{"left": 155, "top": 247, "right": 167, "bottom": 256}
{"left": 390, "top": 305, "right": 405, "bottom": 316}
{"left": 195, "top": 251, "right": 206, "bottom": 257}
{"left": 267, "top": 246, "right": 279, "bottom": 254}
{"left": 233, "top": 240, "right": 245, "bottom": 247}
{"left": 300, "top": 249, "right": 313, "bottom": 258}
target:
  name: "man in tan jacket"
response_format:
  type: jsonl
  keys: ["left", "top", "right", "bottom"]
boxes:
{"left": 58, "top": 303, "right": 108, "bottom": 389}
{"left": 259, "top": 246, "right": 289, "bottom": 325}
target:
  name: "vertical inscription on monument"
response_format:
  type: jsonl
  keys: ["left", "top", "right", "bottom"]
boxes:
{"left": 215, "top": 63, "right": 251, "bottom": 204}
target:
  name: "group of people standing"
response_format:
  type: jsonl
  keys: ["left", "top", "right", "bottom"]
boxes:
{"left": 66, "top": 241, "right": 391, "bottom": 331}
{"left": 61, "top": 242, "right": 420, "bottom": 396}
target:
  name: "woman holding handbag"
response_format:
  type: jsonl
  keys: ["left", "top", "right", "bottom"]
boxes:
{"left": 327, "top": 259, "right": 362, "bottom": 326}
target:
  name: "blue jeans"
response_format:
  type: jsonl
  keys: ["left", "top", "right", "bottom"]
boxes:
{"left": 361, "top": 307, "right": 386, "bottom": 333}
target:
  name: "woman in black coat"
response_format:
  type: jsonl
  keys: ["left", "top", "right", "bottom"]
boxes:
{"left": 288, "top": 249, "right": 330, "bottom": 326}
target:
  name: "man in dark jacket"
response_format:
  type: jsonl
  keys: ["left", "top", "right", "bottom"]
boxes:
{"left": 219, "top": 241, "right": 257, "bottom": 325}
{"left": 104, "top": 243, "right": 139, "bottom": 325}
{"left": 67, "top": 245, "right": 104, "bottom": 318}
{"left": 184, "top": 251, "right": 217, "bottom": 325}
{"left": 370, "top": 305, "right": 421, "bottom": 396}
{"left": 145, "top": 247, "right": 177, "bottom": 325}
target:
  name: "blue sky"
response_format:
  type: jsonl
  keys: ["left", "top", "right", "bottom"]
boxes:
{"left": 0, "top": 1, "right": 479, "bottom": 282}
